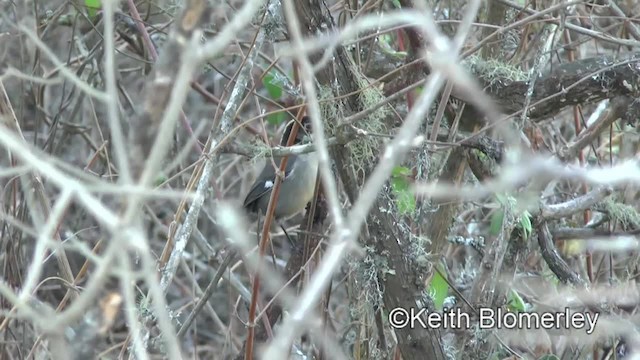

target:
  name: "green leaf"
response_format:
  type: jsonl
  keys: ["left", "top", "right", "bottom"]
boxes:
{"left": 489, "top": 209, "right": 504, "bottom": 236}
{"left": 391, "top": 0, "right": 402, "bottom": 8}
{"left": 390, "top": 177, "right": 407, "bottom": 192}
{"left": 395, "top": 189, "right": 416, "bottom": 214}
{"left": 378, "top": 34, "right": 407, "bottom": 59}
{"left": 262, "top": 70, "right": 283, "bottom": 100}
{"left": 390, "top": 166, "right": 415, "bottom": 214}
{"left": 154, "top": 174, "right": 168, "bottom": 187}
{"left": 496, "top": 193, "right": 516, "bottom": 207}
{"left": 267, "top": 112, "right": 286, "bottom": 125}
{"left": 84, "top": 0, "right": 101, "bottom": 18}
{"left": 392, "top": 166, "right": 411, "bottom": 177}
{"left": 506, "top": 289, "right": 526, "bottom": 312}
{"left": 519, "top": 210, "right": 532, "bottom": 240}
{"left": 428, "top": 264, "right": 449, "bottom": 311}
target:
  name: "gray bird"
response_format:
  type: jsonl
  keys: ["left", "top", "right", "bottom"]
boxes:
{"left": 243, "top": 116, "right": 318, "bottom": 219}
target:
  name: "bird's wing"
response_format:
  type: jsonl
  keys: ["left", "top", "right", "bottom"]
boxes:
{"left": 243, "top": 156, "right": 298, "bottom": 210}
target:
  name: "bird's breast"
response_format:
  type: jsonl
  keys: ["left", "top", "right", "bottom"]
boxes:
{"left": 273, "top": 154, "right": 319, "bottom": 217}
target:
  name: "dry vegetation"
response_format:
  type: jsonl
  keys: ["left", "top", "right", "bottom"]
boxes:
{"left": 1, "top": 0, "right": 640, "bottom": 359}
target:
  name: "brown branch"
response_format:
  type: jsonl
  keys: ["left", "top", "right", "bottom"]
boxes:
{"left": 538, "top": 186, "right": 614, "bottom": 220}
{"left": 176, "top": 249, "right": 237, "bottom": 340}
{"left": 0, "top": 80, "right": 77, "bottom": 298}
{"left": 495, "top": 0, "right": 640, "bottom": 48}
{"left": 388, "top": 12, "right": 640, "bottom": 126}
{"left": 236, "top": 179, "right": 328, "bottom": 359}
{"left": 290, "top": 0, "right": 447, "bottom": 358}
{"left": 468, "top": 211, "right": 516, "bottom": 308}
{"left": 552, "top": 226, "right": 640, "bottom": 240}
{"left": 536, "top": 219, "right": 588, "bottom": 287}
{"left": 424, "top": 148, "right": 468, "bottom": 254}
{"left": 245, "top": 118, "right": 303, "bottom": 360}
{"left": 448, "top": 52, "right": 640, "bottom": 130}
{"left": 128, "top": 0, "right": 211, "bottom": 178}
{"left": 494, "top": 53, "right": 640, "bottom": 120}
{"left": 558, "top": 96, "right": 633, "bottom": 161}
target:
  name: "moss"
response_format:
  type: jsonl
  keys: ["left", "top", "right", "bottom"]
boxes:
{"left": 471, "top": 148, "right": 490, "bottom": 162}
{"left": 318, "top": 61, "right": 390, "bottom": 186}
{"left": 347, "top": 65, "right": 390, "bottom": 185}
{"left": 318, "top": 84, "right": 342, "bottom": 135}
{"left": 463, "top": 55, "right": 528, "bottom": 90}
{"left": 349, "top": 245, "right": 386, "bottom": 309}
{"left": 600, "top": 198, "right": 640, "bottom": 229}
{"left": 248, "top": 143, "right": 270, "bottom": 163}
{"left": 407, "top": 233, "right": 432, "bottom": 273}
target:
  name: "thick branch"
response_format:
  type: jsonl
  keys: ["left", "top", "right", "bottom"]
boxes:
{"left": 416, "top": 50, "right": 640, "bottom": 125}
{"left": 536, "top": 219, "right": 588, "bottom": 287}
{"left": 552, "top": 226, "right": 640, "bottom": 240}
{"left": 538, "top": 186, "right": 614, "bottom": 220}
{"left": 493, "top": 53, "right": 640, "bottom": 120}
{"left": 289, "top": 1, "right": 447, "bottom": 359}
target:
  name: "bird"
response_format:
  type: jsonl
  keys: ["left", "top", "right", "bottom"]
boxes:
{"left": 243, "top": 116, "right": 318, "bottom": 219}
